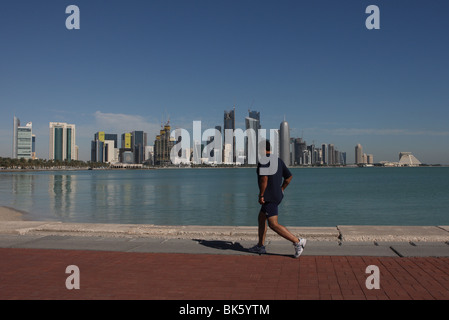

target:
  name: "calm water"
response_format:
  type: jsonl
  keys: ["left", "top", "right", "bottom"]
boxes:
{"left": 0, "top": 167, "right": 448, "bottom": 226}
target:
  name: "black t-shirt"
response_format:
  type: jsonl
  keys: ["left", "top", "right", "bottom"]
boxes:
{"left": 257, "top": 157, "right": 292, "bottom": 204}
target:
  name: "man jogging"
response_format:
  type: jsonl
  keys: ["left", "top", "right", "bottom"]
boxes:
{"left": 249, "top": 140, "right": 306, "bottom": 258}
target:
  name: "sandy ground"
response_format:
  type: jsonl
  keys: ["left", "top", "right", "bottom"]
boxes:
{"left": 0, "top": 207, "right": 25, "bottom": 221}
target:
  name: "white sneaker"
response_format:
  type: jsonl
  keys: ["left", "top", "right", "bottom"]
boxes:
{"left": 293, "top": 238, "right": 307, "bottom": 258}
{"left": 248, "top": 244, "right": 266, "bottom": 254}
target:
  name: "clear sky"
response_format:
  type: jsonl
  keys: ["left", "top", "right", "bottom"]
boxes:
{"left": 1, "top": 0, "right": 448, "bottom": 164}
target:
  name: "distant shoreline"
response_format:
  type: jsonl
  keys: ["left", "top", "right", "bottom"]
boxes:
{"left": 0, "top": 164, "right": 447, "bottom": 173}
{"left": 0, "top": 167, "right": 92, "bottom": 173}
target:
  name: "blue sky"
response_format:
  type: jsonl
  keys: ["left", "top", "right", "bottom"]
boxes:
{"left": 1, "top": 0, "right": 448, "bottom": 164}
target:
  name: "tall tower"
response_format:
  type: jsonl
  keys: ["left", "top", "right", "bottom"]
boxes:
{"left": 49, "top": 122, "right": 77, "bottom": 162}
{"left": 328, "top": 144, "right": 335, "bottom": 165}
{"left": 321, "top": 143, "right": 327, "bottom": 165}
{"left": 279, "top": 119, "right": 290, "bottom": 165}
{"left": 153, "top": 121, "right": 174, "bottom": 166}
{"left": 223, "top": 106, "right": 236, "bottom": 163}
{"left": 132, "top": 130, "right": 148, "bottom": 164}
{"left": 12, "top": 116, "right": 33, "bottom": 159}
{"left": 245, "top": 109, "right": 261, "bottom": 165}
{"left": 355, "top": 144, "right": 363, "bottom": 165}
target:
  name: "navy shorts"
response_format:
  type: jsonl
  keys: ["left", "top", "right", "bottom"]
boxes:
{"left": 261, "top": 202, "right": 279, "bottom": 217}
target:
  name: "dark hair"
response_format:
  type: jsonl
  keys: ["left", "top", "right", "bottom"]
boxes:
{"left": 259, "top": 140, "right": 271, "bottom": 152}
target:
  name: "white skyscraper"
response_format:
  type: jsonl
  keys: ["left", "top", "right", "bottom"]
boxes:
{"left": 49, "top": 122, "right": 77, "bottom": 161}
{"left": 355, "top": 144, "right": 363, "bottom": 165}
{"left": 12, "top": 116, "right": 33, "bottom": 159}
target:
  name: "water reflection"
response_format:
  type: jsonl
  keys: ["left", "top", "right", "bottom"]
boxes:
{"left": 1, "top": 168, "right": 448, "bottom": 226}
{"left": 11, "top": 174, "right": 36, "bottom": 212}
{"left": 48, "top": 175, "right": 77, "bottom": 220}
{"left": 88, "top": 174, "right": 158, "bottom": 223}
{"left": 0, "top": 169, "right": 262, "bottom": 224}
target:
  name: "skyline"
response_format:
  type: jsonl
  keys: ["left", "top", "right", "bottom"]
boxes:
{"left": 1, "top": 1, "right": 449, "bottom": 164}
{"left": 6, "top": 114, "right": 422, "bottom": 167}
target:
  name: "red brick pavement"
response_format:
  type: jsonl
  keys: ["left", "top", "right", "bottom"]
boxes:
{"left": 1, "top": 248, "right": 449, "bottom": 300}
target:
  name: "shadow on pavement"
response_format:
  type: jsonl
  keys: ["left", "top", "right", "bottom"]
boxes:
{"left": 193, "top": 239, "right": 293, "bottom": 258}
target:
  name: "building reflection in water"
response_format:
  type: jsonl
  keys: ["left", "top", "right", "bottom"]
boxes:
{"left": 48, "top": 175, "right": 77, "bottom": 220}
{"left": 11, "top": 174, "right": 35, "bottom": 213}
{"left": 3, "top": 169, "right": 258, "bottom": 225}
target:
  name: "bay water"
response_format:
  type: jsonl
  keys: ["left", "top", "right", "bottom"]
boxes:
{"left": 0, "top": 167, "right": 448, "bottom": 227}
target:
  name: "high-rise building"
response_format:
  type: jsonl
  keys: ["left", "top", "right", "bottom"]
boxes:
{"left": 340, "top": 152, "right": 347, "bottom": 166}
{"left": 49, "top": 122, "right": 77, "bottom": 161}
{"left": 223, "top": 143, "right": 233, "bottom": 164}
{"left": 193, "top": 140, "right": 202, "bottom": 163}
{"left": 334, "top": 148, "right": 340, "bottom": 165}
{"left": 279, "top": 120, "right": 290, "bottom": 165}
{"left": 131, "top": 131, "right": 147, "bottom": 164}
{"left": 118, "top": 133, "right": 132, "bottom": 163}
{"left": 223, "top": 107, "right": 236, "bottom": 163}
{"left": 245, "top": 110, "right": 261, "bottom": 165}
{"left": 209, "top": 125, "right": 222, "bottom": 163}
{"left": 293, "top": 138, "right": 306, "bottom": 165}
{"left": 289, "top": 138, "right": 296, "bottom": 165}
{"left": 307, "top": 144, "right": 316, "bottom": 165}
{"left": 91, "top": 132, "right": 118, "bottom": 163}
{"left": 355, "top": 144, "right": 363, "bottom": 165}
{"left": 328, "top": 144, "right": 335, "bottom": 165}
{"left": 321, "top": 143, "right": 327, "bottom": 165}
{"left": 117, "top": 131, "right": 148, "bottom": 164}
{"left": 154, "top": 121, "right": 174, "bottom": 166}
{"left": 145, "top": 145, "right": 154, "bottom": 165}
{"left": 12, "top": 116, "right": 33, "bottom": 159}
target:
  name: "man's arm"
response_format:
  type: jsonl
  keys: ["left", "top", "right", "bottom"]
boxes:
{"left": 281, "top": 175, "right": 292, "bottom": 192}
{"left": 258, "top": 175, "right": 268, "bottom": 204}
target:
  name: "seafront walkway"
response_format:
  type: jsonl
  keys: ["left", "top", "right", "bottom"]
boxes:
{"left": 0, "top": 220, "right": 449, "bottom": 300}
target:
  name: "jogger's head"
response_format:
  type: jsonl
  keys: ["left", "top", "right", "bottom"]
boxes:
{"left": 258, "top": 139, "right": 278, "bottom": 175}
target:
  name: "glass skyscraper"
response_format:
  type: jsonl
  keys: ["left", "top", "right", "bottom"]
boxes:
{"left": 17, "top": 122, "right": 32, "bottom": 159}
{"left": 355, "top": 144, "right": 363, "bottom": 165}
{"left": 12, "top": 116, "right": 33, "bottom": 159}
{"left": 132, "top": 130, "right": 147, "bottom": 164}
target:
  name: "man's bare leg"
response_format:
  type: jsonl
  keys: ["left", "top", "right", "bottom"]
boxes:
{"left": 257, "top": 210, "right": 267, "bottom": 247}
{"left": 267, "top": 215, "right": 299, "bottom": 244}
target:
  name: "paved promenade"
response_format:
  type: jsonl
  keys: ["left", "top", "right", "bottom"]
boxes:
{"left": 0, "top": 220, "right": 449, "bottom": 301}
